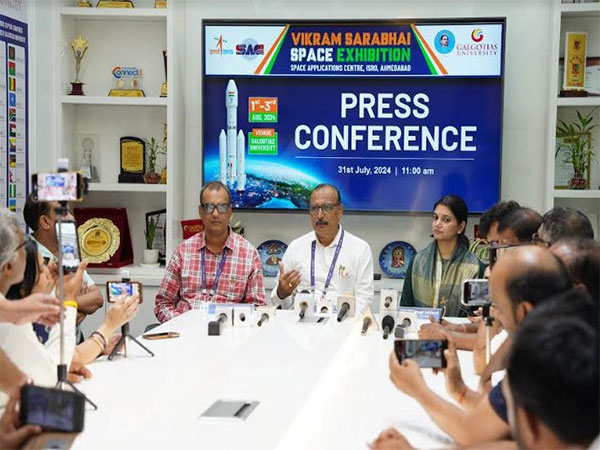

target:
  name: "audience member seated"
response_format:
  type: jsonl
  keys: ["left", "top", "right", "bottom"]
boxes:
{"left": 0, "top": 208, "right": 85, "bottom": 406}
{"left": 478, "top": 200, "right": 521, "bottom": 246}
{"left": 534, "top": 206, "right": 594, "bottom": 246}
{"left": 496, "top": 207, "right": 542, "bottom": 246}
{"left": 401, "top": 195, "right": 485, "bottom": 317}
{"left": 23, "top": 195, "right": 103, "bottom": 341}
{"left": 503, "top": 293, "right": 598, "bottom": 449}
{"left": 155, "top": 181, "right": 266, "bottom": 323}
{"left": 376, "top": 245, "right": 572, "bottom": 448}
{"left": 5, "top": 238, "right": 139, "bottom": 369}
{"left": 550, "top": 237, "right": 599, "bottom": 299}
{"left": 271, "top": 183, "right": 374, "bottom": 315}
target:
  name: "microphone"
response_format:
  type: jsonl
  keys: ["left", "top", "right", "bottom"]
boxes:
{"left": 394, "top": 317, "right": 412, "bottom": 339}
{"left": 379, "top": 289, "right": 398, "bottom": 312}
{"left": 255, "top": 306, "right": 275, "bottom": 327}
{"left": 208, "top": 313, "right": 228, "bottom": 336}
{"left": 384, "top": 297, "right": 393, "bottom": 309}
{"left": 381, "top": 315, "right": 395, "bottom": 340}
{"left": 299, "top": 301, "right": 308, "bottom": 320}
{"left": 336, "top": 295, "right": 355, "bottom": 322}
{"left": 337, "top": 302, "right": 350, "bottom": 322}
{"left": 361, "top": 316, "right": 372, "bottom": 335}
{"left": 257, "top": 313, "right": 269, "bottom": 327}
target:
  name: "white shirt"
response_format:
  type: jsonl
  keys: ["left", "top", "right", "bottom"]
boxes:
{"left": 271, "top": 227, "right": 374, "bottom": 315}
{"left": 0, "top": 304, "right": 77, "bottom": 408}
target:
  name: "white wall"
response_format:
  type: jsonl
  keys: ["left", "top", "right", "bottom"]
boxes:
{"left": 183, "top": 0, "right": 554, "bottom": 259}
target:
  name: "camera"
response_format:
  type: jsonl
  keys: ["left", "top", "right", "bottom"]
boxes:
{"left": 394, "top": 339, "right": 448, "bottom": 368}
{"left": 19, "top": 385, "right": 85, "bottom": 433}
{"left": 106, "top": 281, "right": 143, "bottom": 303}
{"left": 461, "top": 279, "right": 490, "bottom": 307}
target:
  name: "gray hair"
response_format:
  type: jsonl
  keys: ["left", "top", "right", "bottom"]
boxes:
{"left": 0, "top": 208, "right": 20, "bottom": 269}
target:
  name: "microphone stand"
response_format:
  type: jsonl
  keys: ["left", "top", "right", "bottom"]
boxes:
{"left": 108, "top": 275, "right": 154, "bottom": 360}
{"left": 54, "top": 201, "right": 97, "bottom": 410}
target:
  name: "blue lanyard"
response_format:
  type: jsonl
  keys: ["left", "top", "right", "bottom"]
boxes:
{"left": 310, "top": 229, "right": 344, "bottom": 299}
{"left": 201, "top": 247, "right": 229, "bottom": 301}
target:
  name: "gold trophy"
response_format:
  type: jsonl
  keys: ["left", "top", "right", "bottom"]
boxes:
{"left": 97, "top": 0, "right": 134, "bottom": 7}
{"left": 155, "top": 0, "right": 167, "bottom": 8}
{"left": 69, "top": 34, "right": 88, "bottom": 96}
{"left": 77, "top": 1, "right": 93, "bottom": 6}
{"left": 160, "top": 50, "right": 167, "bottom": 98}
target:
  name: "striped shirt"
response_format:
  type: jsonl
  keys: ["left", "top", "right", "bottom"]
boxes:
{"left": 154, "top": 230, "right": 266, "bottom": 323}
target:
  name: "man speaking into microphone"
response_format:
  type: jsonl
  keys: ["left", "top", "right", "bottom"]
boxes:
{"left": 271, "top": 184, "right": 373, "bottom": 315}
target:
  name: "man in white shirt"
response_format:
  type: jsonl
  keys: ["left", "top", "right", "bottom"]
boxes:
{"left": 272, "top": 184, "right": 374, "bottom": 315}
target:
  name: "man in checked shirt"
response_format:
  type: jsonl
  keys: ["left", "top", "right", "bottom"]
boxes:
{"left": 154, "top": 182, "right": 266, "bottom": 323}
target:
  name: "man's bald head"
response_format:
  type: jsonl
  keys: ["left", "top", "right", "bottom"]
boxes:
{"left": 489, "top": 245, "right": 572, "bottom": 334}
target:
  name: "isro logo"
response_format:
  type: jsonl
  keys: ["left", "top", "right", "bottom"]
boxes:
{"left": 236, "top": 38, "right": 264, "bottom": 60}
{"left": 471, "top": 29, "right": 484, "bottom": 42}
{"left": 210, "top": 35, "right": 234, "bottom": 55}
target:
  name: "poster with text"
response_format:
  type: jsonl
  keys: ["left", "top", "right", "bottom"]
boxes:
{"left": 0, "top": 0, "right": 28, "bottom": 224}
{"left": 203, "top": 20, "right": 504, "bottom": 213}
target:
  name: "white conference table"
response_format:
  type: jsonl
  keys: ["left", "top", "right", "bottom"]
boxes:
{"left": 72, "top": 309, "right": 477, "bottom": 449}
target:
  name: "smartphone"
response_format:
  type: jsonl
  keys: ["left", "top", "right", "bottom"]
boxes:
{"left": 20, "top": 385, "right": 85, "bottom": 433}
{"left": 461, "top": 279, "right": 490, "bottom": 307}
{"left": 106, "top": 281, "right": 143, "bottom": 303}
{"left": 394, "top": 339, "right": 448, "bottom": 368}
{"left": 55, "top": 221, "right": 81, "bottom": 274}
{"left": 142, "top": 331, "right": 180, "bottom": 340}
{"left": 31, "top": 172, "right": 84, "bottom": 202}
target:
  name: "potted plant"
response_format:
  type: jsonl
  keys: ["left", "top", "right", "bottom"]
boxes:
{"left": 143, "top": 137, "right": 166, "bottom": 184}
{"left": 143, "top": 216, "right": 159, "bottom": 264}
{"left": 556, "top": 107, "right": 598, "bottom": 190}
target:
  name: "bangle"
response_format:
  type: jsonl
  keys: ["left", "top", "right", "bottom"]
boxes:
{"left": 457, "top": 387, "right": 468, "bottom": 406}
{"left": 89, "top": 335, "right": 104, "bottom": 354}
{"left": 63, "top": 300, "right": 78, "bottom": 309}
{"left": 91, "top": 331, "right": 107, "bottom": 349}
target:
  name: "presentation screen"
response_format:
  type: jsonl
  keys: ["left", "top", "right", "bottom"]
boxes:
{"left": 202, "top": 19, "right": 505, "bottom": 213}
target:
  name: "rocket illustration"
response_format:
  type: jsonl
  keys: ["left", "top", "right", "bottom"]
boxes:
{"left": 218, "top": 79, "right": 246, "bottom": 192}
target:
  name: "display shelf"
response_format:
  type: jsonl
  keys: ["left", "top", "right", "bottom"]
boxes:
{"left": 61, "top": 7, "right": 167, "bottom": 21}
{"left": 62, "top": 95, "right": 167, "bottom": 106}
{"left": 556, "top": 96, "right": 600, "bottom": 107}
{"left": 561, "top": 2, "right": 600, "bottom": 18}
{"left": 87, "top": 182, "right": 167, "bottom": 193}
{"left": 553, "top": 189, "right": 600, "bottom": 199}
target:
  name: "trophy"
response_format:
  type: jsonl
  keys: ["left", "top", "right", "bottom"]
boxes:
{"left": 69, "top": 34, "right": 88, "bottom": 96}
{"left": 155, "top": 0, "right": 167, "bottom": 8}
{"left": 160, "top": 50, "right": 167, "bottom": 98}
{"left": 118, "top": 136, "right": 145, "bottom": 183}
{"left": 79, "top": 136, "right": 99, "bottom": 182}
{"left": 77, "top": 0, "right": 92, "bottom": 6}
{"left": 97, "top": 0, "right": 134, "bottom": 7}
{"left": 109, "top": 66, "right": 145, "bottom": 97}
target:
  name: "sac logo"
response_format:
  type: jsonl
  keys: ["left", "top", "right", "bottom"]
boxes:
{"left": 471, "top": 29, "right": 483, "bottom": 42}
{"left": 236, "top": 38, "right": 264, "bottom": 60}
{"left": 112, "top": 66, "right": 142, "bottom": 79}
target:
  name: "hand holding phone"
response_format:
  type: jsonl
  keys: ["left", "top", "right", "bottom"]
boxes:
{"left": 106, "top": 281, "right": 142, "bottom": 303}
{"left": 394, "top": 339, "right": 448, "bottom": 368}
{"left": 19, "top": 385, "right": 85, "bottom": 433}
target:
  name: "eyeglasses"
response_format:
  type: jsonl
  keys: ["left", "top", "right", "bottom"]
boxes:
{"left": 201, "top": 203, "right": 230, "bottom": 214}
{"left": 309, "top": 203, "right": 340, "bottom": 215}
{"left": 531, "top": 233, "right": 550, "bottom": 247}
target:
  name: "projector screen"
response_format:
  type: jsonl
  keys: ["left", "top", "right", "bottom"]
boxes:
{"left": 202, "top": 19, "right": 505, "bottom": 213}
